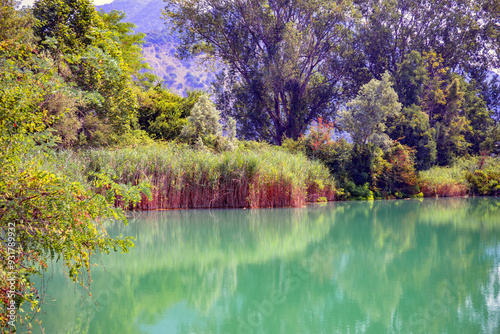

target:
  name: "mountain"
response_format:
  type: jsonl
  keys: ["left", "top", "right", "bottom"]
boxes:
{"left": 98, "top": 0, "right": 165, "bottom": 33}
{"left": 97, "top": 0, "right": 214, "bottom": 94}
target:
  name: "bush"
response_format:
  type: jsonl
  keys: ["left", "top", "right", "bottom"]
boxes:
{"left": 371, "top": 142, "right": 419, "bottom": 198}
{"left": 342, "top": 182, "right": 374, "bottom": 200}
{"left": 282, "top": 119, "right": 420, "bottom": 199}
{"left": 349, "top": 144, "right": 374, "bottom": 186}
{"left": 138, "top": 86, "right": 202, "bottom": 141}
{"left": 181, "top": 94, "right": 221, "bottom": 138}
{"left": 179, "top": 94, "right": 238, "bottom": 151}
{"left": 466, "top": 170, "right": 500, "bottom": 196}
{"left": 284, "top": 118, "right": 353, "bottom": 186}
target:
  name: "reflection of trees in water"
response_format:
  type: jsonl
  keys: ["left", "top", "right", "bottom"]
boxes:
{"left": 36, "top": 198, "right": 500, "bottom": 334}
{"left": 328, "top": 198, "right": 500, "bottom": 333}
{"left": 102, "top": 206, "right": 335, "bottom": 272}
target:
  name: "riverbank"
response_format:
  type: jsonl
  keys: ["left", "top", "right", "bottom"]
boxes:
{"left": 419, "top": 156, "right": 500, "bottom": 197}
{"left": 42, "top": 144, "right": 499, "bottom": 210}
{"left": 45, "top": 142, "right": 336, "bottom": 210}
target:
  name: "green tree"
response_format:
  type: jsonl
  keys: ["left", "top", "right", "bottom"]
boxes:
{"left": 181, "top": 94, "right": 221, "bottom": 139}
{"left": 165, "top": 0, "right": 353, "bottom": 144}
{"left": 433, "top": 78, "right": 470, "bottom": 166}
{"left": 33, "top": 0, "right": 97, "bottom": 52}
{"left": 394, "top": 51, "right": 428, "bottom": 108}
{"left": 391, "top": 51, "right": 494, "bottom": 167}
{"left": 97, "top": 10, "right": 148, "bottom": 77}
{"left": 138, "top": 86, "right": 201, "bottom": 140}
{"left": 459, "top": 76, "right": 496, "bottom": 154}
{"left": 0, "top": 0, "right": 35, "bottom": 43}
{"left": 371, "top": 142, "right": 419, "bottom": 197}
{"left": 342, "top": 72, "right": 402, "bottom": 146}
{"left": 351, "top": 0, "right": 500, "bottom": 112}
{"left": 387, "top": 104, "right": 436, "bottom": 170}
{"left": 352, "top": 0, "right": 499, "bottom": 76}
{"left": 0, "top": 31, "right": 148, "bottom": 332}
{"left": 419, "top": 53, "right": 471, "bottom": 165}
{"left": 33, "top": 0, "right": 148, "bottom": 147}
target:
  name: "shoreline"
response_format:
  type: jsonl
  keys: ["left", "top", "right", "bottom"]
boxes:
{"left": 123, "top": 194, "right": 499, "bottom": 212}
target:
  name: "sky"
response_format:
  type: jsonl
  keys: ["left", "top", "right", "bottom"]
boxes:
{"left": 20, "top": 0, "right": 114, "bottom": 6}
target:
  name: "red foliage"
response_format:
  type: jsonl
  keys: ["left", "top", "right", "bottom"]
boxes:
{"left": 308, "top": 117, "right": 336, "bottom": 152}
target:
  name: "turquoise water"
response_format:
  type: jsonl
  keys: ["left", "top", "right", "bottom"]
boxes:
{"left": 35, "top": 198, "right": 500, "bottom": 333}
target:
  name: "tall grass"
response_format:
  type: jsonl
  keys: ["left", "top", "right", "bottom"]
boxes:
{"left": 419, "top": 156, "right": 500, "bottom": 197}
{"left": 78, "top": 143, "right": 335, "bottom": 209}
{"left": 419, "top": 164, "right": 468, "bottom": 197}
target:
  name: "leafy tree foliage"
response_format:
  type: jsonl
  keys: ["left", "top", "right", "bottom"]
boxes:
{"left": 371, "top": 142, "right": 419, "bottom": 197}
{"left": 352, "top": 0, "right": 500, "bottom": 76}
{"left": 181, "top": 94, "right": 221, "bottom": 138}
{"left": 286, "top": 118, "right": 352, "bottom": 185}
{"left": 178, "top": 94, "right": 238, "bottom": 151}
{"left": 390, "top": 51, "right": 496, "bottom": 167}
{"left": 165, "top": 0, "right": 353, "bottom": 144}
{"left": 387, "top": 104, "right": 436, "bottom": 170}
{"left": 459, "top": 76, "right": 496, "bottom": 154}
{"left": 0, "top": 0, "right": 35, "bottom": 43}
{"left": 350, "top": 0, "right": 500, "bottom": 114}
{"left": 33, "top": 0, "right": 97, "bottom": 52}
{"left": 98, "top": 10, "right": 147, "bottom": 77}
{"left": 33, "top": 0, "right": 149, "bottom": 147}
{"left": 164, "top": 0, "right": 499, "bottom": 160}
{"left": 0, "top": 25, "right": 148, "bottom": 333}
{"left": 393, "top": 51, "right": 428, "bottom": 108}
{"left": 138, "top": 86, "right": 201, "bottom": 140}
{"left": 342, "top": 72, "right": 402, "bottom": 146}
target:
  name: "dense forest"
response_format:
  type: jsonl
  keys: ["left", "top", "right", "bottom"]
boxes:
{"left": 1, "top": 0, "right": 500, "bottom": 331}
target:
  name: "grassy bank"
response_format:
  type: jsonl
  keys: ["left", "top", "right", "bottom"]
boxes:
{"left": 44, "top": 144, "right": 499, "bottom": 207}
{"left": 48, "top": 143, "right": 336, "bottom": 209}
{"left": 419, "top": 156, "right": 500, "bottom": 197}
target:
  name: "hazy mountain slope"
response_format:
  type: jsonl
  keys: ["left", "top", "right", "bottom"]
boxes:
{"left": 98, "top": 0, "right": 165, "bottom": 33}
{"left": 97, "top": 0, "right": 213, "bottom": 94}
{"left": 142, "top": 43, "right": 215, "bottom": 91}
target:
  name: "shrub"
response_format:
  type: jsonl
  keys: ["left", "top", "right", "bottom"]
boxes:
{"left": 283, "top": 119, "right": 420, "bottom": 199}
{"left": 284, "top": 118, "right": 353, "bottom": 187}
{"left": 180, "top": 94, "right": 238, "bottom": 151}
{"left": 138, "top": 86, "right": 202, "bottom": 140}
{"left": 465, "top": 170, "right": 500, "bottom": 196}
{"left": 181, "top": 94, "right": 221, "bottom": 138}
{"left": 371, "top": 142, "right": 419, "bottom": 198}
{"left": 342, "top": 182, "right": 373, "bottom": 200}
{"left": 349, "top": 144, "right": 374, "bottom": 186}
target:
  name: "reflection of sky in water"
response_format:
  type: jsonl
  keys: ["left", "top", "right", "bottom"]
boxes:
{"left": 480, "top": 267, "right": 500, "bottom": 334}
{"left": 484, "top": 242, "right": 500, "bottom": 265}
{"left": 138, "top": 302, "right": 199, "bottom": 334}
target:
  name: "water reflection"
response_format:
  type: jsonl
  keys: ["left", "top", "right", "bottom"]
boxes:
{"left": 35, "top": 198, "right": 500, "bottom": 333}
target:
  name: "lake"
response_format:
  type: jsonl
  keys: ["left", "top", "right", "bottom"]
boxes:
{"left": 34, "top": 197, "right": 500, "bottom": 333}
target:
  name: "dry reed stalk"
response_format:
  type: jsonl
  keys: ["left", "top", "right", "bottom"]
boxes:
{"left": 420, "top": 182, "right": 468, "bottom": 197}
{"left": 91, "top": 145, "right": 335, "bottom": 210}
{"left": 127, "top": 173, "right": 333, "bottom": 210}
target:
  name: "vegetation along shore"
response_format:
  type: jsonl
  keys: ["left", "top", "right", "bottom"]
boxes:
{"left": 1, "top": 0, "right": 500, "bottom": 331}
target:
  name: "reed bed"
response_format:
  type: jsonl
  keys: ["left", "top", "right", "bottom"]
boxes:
{"left": 82, "top": 143, "right": 336, "bottom": 209}
{"left": 419, "top": 165, "right": 468, "bottom": 197}
{"left": 418, "top": 156, "right": 500, "bottom": 197}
